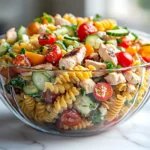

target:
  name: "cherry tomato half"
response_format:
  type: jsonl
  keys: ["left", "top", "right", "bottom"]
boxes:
{"left": 45, "top": 44, "right": 62, "bottom": 64}
{"left": 38, "top": 33, "right": 56, "bottom": 46}
{"left": 61, "top": 109, "right": 82, "bottom": 126}
{"left": 93, "top": 82, "right": 113, "bottom": 101}
{"left": 13, "top": 54, "right": 31, "bottom": 73}
{"left": 118, "top": 37, "right": 132, "bottom": 49}
{"left": 77, "top": 23, "right": 97, "bottom": 42}
{"left": 116, "top": 52, "right": 133, "bottom": 67}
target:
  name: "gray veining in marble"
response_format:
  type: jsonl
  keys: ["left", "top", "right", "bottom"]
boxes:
{"left": 0, "top": 100, "right": 150, "bottom": 150}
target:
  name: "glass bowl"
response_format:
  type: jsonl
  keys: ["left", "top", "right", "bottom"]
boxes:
{"left": 0, "top": 30, "right": 150, "bottom": 136}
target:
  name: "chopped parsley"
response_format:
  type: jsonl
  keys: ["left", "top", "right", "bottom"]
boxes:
{"left": 93, "top": 14, "right": 102, "bottom": 21}
{"left": 43, "top": 12, "right": 53, "bottom": 23}
{"left": 80, "top": 88, "right": 86, "bottom": 96}
{"left": 39, "top": 46, "right": 44, "bottom": 52}
{"left": 9, "top": 53, "right": 16, "bottom": 58}
{"left": 89, "top": 103, "right": 96, "bottom": 109}
{"left": 21, "top": 48, "right": 26, "bottom": 54}
{"left": 34, "top": 17, "right": 43, "bottom": 23}
{"left": 61, "top": 66, "right": 65, "bottom": 70}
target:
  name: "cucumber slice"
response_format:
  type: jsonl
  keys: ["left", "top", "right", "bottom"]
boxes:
{"left": 64, "top": 35, "right": 79, "bottom": 41}
{"left": 106, "top": 29, "right": 129, "bottom": 37}
{"left": 54, "top": 27, "right": 68, "bottom": 36}
{"left": 54, "top": 26, "right": 75, "bottom": 36}
{"left": 23, "top": 82, "right": 39, "bottom": 95}
{"left": 63, "top": 25, "right": 75, "bottom": 36}
{"left": 105, "top": 39, "right": 117, "bottom": 46}
{"left": 17, "top": 26, "right": 27, "bottom": 40}
{"left": 0, "top": 41, "right": 10, "bottom": 56}
{"left": 55, "top": 40, "right": 67, "bottom": 50}
{"left": 85, "top": 34, "right": 103, "bottom": 49}
{"left": 21, "top": 34, "right": 29, "bottom": 42}
{"left": 32, "top": 72, "right": 50, "bottom": 90}
{"left": 63, "top": 39, "right": 80, "bottom": 47}
{"left": 74, "top": 95, "right": 99, "bottom": 116}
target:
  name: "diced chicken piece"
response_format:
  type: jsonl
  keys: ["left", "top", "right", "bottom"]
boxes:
{"left": 104, "top": 72, "right": 126, "bottom": 85}
{"left": 85, "top": 59, "right": 106, "bottom": 70}
{"left": 80, "top": 79, "right": 96, "bottom": 94}
{"left": 98, "top": 43, "right": 118, "bottom": 66}
{"left": 123, "top": 71, "right": 141, "bottom": 85}
{"left": 54, "top": 14, "right": 71, "bottom": 26}
{"left": 5, "top": 28, "right": 17, "bottom": 44}
{"left": 38, "top": 24, "right": 48, "bottom": 34}
{"left": 105, "top": 44, "right": 120, "bottom": 54}
{"left": 126, "top": 83, "right": 136, "bottom": 93}
{"left": 59, "top": 46, "right": 86, "bottom": 69}
{"left": 88, "top": 52, "right": 99, "bottom": 61}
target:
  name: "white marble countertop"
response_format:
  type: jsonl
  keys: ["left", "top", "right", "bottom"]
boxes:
{"left": 0, "top": 100, "right": 150, "bottom": 150}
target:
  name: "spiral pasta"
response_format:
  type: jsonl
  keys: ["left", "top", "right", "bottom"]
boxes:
{"left": 94, "top": 19, "right": 117, "bottom": 31}
{"left": 0, "top": 54, "right": 13, "bottom": 65}
{"left": 63, "top": 13, "right": 77, "bottom": 24}
{"left": 116, "top": 83, "right": 127, "bottom": 92}
{"left": 106, "top": 95, "right": 126, "bottom": 121}
{"left": 44, "top": 82, "right": 73, "bottom": 94}
{"left": 20, "top": 95, "right": 35, "bottom": 118}
{"left": 55, "top": 66, "right": 92, "bottom": 84}
{"left": 62, "top": 119, "right": 93, "bottom": 130}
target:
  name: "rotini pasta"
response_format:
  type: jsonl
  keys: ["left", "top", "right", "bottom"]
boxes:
{"left": 94, "top": 19, "right": 117, "bottom": 31}
{"left": 106, "top": 95, "right": 126, "bottom": 121}
{"left": 44, "top": 82, "right": 73, "bottom": 94}
{"left": 62, "top": 119, "right": 93, "bottom": 130}
{"left": 63, "top": 13, "right": 77, "bottom": 24}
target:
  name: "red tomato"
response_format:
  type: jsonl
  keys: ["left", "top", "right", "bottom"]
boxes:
{"left": 45, "top": 44, "right": 62, "bottom": 64}
{"left": 61, "top": 109, "right": 82, "bottom": 126}
{"left": 38, "top": 33, "right": 56, "bottom": 46}
{"left": 142, "top": 56, "right": 150, "bottom": 62}
{"left": 13, "top": 54, "right": 31, "bottom": 73}
{"left": 116, "top": 52, "right": 133, "bottom": 67}
{"left": 93, "top": 82, "right": 113, "bottom": 101}
{"left": 118, "top": 37, "right": 132, "bottom": 49}
{"left": 77, "top": 23, "right": 97, "bottom": 42}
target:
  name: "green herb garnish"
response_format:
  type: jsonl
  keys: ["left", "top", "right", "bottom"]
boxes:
{"left": 80, "top": 88, "right": 85, "bottom": 96}
{"left": 34, "top": 17, "right": 43, "bottom": 23}
{"left": 45, "top": 29, "right": 52, "bottom": 34}
{"left": 93, "top": 14, "right": 102, "bottom": 21}
{"left": 21, "top": 48, "right": 26, "bottom": 54}
{"left": 112, "top": 26, "right": 120, "bottom": 30}
{"left": 89, "top": 103, "right": 96, "bottom": 109}
{"left": 39, "top": 46, "right": 44, "bottom": 52}
{"left": 117, "top": 38, "right": 123, "bottom": 44}
{"left": 61, "top": 66, "right": 65, "bottom": 70}
{"left": 43, "top": 12, "right": 52, "bottom": 23}
{"left": 9, "top": 53, "right": 16, "bottom": 58}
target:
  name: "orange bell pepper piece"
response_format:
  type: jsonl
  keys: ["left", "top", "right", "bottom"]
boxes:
{"left": 138, "top": 46, "right": 150, "bottom": 56}
{"left": 126, "top": 46, "right": 138, "bottom": 56}
{"left": 85, "top": 43, "right": 94, "bottom": 57}
{"left": 25, "top": 51, "right": 46, "bottom": 66}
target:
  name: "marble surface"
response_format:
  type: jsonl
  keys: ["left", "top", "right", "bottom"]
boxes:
{"left": 0, "top": 100, "right": 150, "bottom": 150}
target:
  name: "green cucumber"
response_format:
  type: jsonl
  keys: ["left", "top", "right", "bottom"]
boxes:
{"left": 0, "top": 41, "right": 10, "bottom": 56}
{"left": 106, "top": 29, "right": 129, "bottom": 37}
{"left": 85, "top": 34, "right": 103, "bottom": 49}
{"left": 63, "top": 39, "right": 80, "bottom": 47}
{"left": 63, "top": 25, "right": 75, "bottom": 36}
{"left": 17, "top": 26, "right": 27, "bottom": 40}
{"left": 105, "top": 39, "right": 117, "bottom": 46}
{"left": 54, "top": 26, "right": 75, "bottom": 36}
{"left": 64, "top": 35, "right": 79, "bottom": 41}
{"left": 21, "top": 34, "right": 29, "bottom": 42}
{"left": 74, "top": 95, "right": 98, "bottom": 116}
{"left": 32, "top": 72, "right": 50, "bottom": 90}
{"left": 55, "top": 40, "right": 67, "bottom": 50}
{"left": 23, "top": 82, "right": 39, "bottom": 95}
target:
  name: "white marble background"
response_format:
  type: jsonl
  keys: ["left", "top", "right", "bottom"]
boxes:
{"left": 0, "top": 100, "right": 150, "bottom": 150}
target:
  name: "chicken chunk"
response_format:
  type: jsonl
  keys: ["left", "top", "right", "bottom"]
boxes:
{"left": 98, "top": 43, "right": 118, "bottom": 66}
{"left": 38, "top": 24, "right": 48, "bottom": 34}
{"left": 5, "top": 28, "right": 17, "bottom": 44}
{"left": 104, "top": 72, "right": 126, "bottom": 85}
{"left": 80, "top": 79, "right": 96, "bottom": 94}
{"left": 54, "top": 14, "right": 71, "bottom": 26}
{"left": 126, "top": 83, "right": 136, "bottom": 93}
{"left": 88, "top": 52, "right": 99, "bottom": 61}
{"left": 123, "top": 71, "right": 141, "bottom": 85}
{"left": 85, "top": 59, "right": 106, "bottom": 70}
{"left": 59, "top": 46, "right": 86, "bottom": 69}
